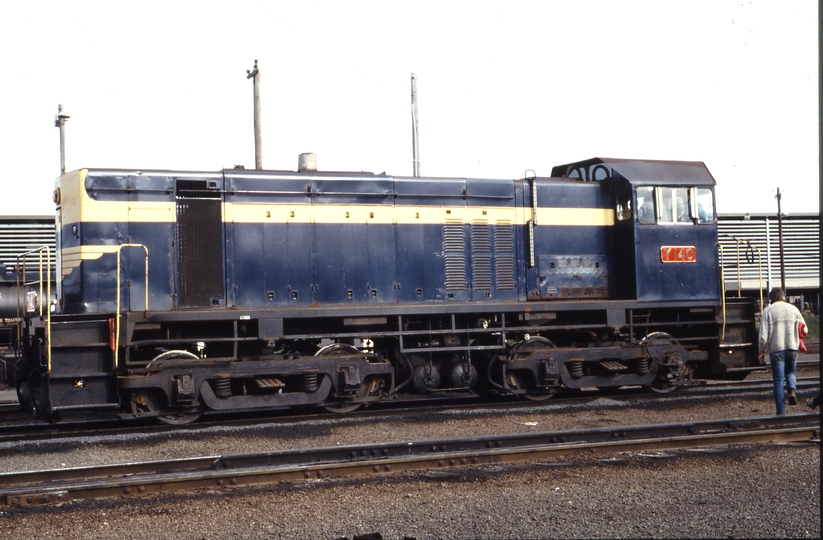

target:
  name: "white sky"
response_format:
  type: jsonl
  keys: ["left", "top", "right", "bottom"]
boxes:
{"left": 0, "top": 0, "right": 818, "bottom": 216}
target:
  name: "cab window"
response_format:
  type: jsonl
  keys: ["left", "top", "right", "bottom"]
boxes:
{"left": 636, "top": 186, "right": 714, "bottom": 224}
{"left": 615, "top": 181, "right": 633, "bottom": 221}
{"left": 658, "top": 187, "right": 690, "bottom": 223}
{"left": 694, "top": 187, "right": 715, "bottom": 223}
{"left": 636, "top": 186, "right": 655, "bottom": 224}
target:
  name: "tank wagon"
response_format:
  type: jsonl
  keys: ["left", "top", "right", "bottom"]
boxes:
{"left": 0, "top": 264, "right": 56, "bottom": 389}
{"left": 8, "top": 157, "right": 759, "bottom": 423}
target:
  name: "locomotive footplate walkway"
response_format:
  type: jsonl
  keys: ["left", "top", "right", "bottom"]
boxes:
{"left": 1, "top": 413, "right": 818, "bottom": 506}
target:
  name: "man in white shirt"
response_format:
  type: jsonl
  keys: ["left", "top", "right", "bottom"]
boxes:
{"left": 758, "top": 287, "right": 806, "bottom": 415}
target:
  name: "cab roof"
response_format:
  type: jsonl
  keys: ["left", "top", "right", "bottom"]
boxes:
{"left": 551, "top": 158, "right": 716, "bottom": 186}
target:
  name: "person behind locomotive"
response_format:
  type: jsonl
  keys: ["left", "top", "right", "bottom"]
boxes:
{"left": 638, "top": 197, "right": 655, "bottom": 223}
{"left": 675, "top": 197, "right": 690, "bottom": 222}
{"left": 758, "top": 287, "right": 806, "bottom": 415}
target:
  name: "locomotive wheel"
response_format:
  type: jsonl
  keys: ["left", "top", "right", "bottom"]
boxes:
{"left": 523, "top": 391, "right": 558, "bottom": 402}
{"left": 128, "top": 389, "right": 202, "bottom": 425}
{"left": 315, "top": 343, "right": 366, "bottom": 413}
{"left": 316, "top": 343, "right": 361, "bottom": 357}
{"left": 642, "top": 332, "right": 677, "bottom": 363}
{"left": 642, "top": 332, "right": 691, "bottom": 393}
{"left": 511, "top": 336, "right": 556, "bottom": 352}
{"left": 511, "top": 337, "right": 560, "bottom": 401}
{"left": 129, "top": 351, "right": 203, "bottom": 425}
{"left": 647, "top": 360, "right": 694, "bottom": 393}
{"left": 647, "top": 378, "right": 679, "bottom": 394}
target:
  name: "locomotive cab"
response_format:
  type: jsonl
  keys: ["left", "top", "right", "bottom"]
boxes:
{"left": 554, "top": 158, "right": 720, "bottom": 303}
{"left": 629, "top": 182, "right": 717, "bottom": 302}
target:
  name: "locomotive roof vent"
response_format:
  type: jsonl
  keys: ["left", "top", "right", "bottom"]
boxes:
{"left": 298, "top": 153, "right": 317, "bottom": 173}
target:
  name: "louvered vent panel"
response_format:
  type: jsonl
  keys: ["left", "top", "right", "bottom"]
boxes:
{"left": 494, "top": 220, "right": 516, "bottom": 290}
{"left": 471, "top": 221, "right": 492, "bottom": 290}
{"left": 443, "top": 220, "right": 466, "bottom": 291}
{"left": 718, "top": 215, "right": 819, "bottom": 289}
{"left": 0, "top": 218, "right": 56, "bottom": 268}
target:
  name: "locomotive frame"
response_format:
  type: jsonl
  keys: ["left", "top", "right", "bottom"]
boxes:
{"left": 10, "top": 157, "right": 759, "bottom": 423}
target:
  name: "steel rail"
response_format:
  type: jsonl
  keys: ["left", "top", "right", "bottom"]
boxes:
{"left": 1, "top": 414, "right": 818, "bottom": 506}
{"left": 0, "top": 376, "right": 819, "bottom": 442}
{"left": 680, "top": 376, "right": 820, "bottom": 391}
{"left": 0, "top": 402, "right": 20, "bottom": 414}
{"left": 4, "top": 370, "right": 814, "bottom": 411}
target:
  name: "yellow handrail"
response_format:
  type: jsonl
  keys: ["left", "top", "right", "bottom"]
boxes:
{"left": 115, "top": 244, "right": 149, "bottom": 370}
{"left": 719, "top": 235, "right": 765, "bottom": 343}
{"left": 720, "top": 234, "right": 764, "bottom": 312}
{"left": 15, "top": 246, "right": 52, "bottom": 371}
{"left": 718, "top": 244, "right": 726, "bottom": 341}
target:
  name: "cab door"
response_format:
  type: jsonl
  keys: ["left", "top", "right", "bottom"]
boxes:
{"left": 612, "top": 179, "right": 638, "bottom": 299}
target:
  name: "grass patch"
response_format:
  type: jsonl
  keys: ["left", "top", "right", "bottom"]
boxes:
{"left": 803, "top": 315, "right": 819, "bottom": 338}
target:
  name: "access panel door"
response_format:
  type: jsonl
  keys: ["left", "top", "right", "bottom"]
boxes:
{"left": 176, "top": 180, "right": 225, "bottom": 308}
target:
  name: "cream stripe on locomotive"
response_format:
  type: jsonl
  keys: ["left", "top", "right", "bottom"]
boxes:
{"left": 64, "top": 198, "right": 614, "bottom": 227}
{"left": 60, "top": 245, "right": 122, "bottom": 277}
{"left": 60, "top": 170, "right": 614, "bottom": 227}
{"left": 58, "top": 170, "right": 177, "bottom": 225}
{"left": 224, "top": 203, "right": 614, "bottom": 227}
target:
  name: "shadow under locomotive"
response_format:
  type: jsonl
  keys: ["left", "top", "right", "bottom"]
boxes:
{"left": 8, "top": 157, "right": 759, "bottom": 424}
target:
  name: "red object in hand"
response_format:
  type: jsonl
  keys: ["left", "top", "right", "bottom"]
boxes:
{"left": 798, "top": 321, "right": 808, "bottom": 352}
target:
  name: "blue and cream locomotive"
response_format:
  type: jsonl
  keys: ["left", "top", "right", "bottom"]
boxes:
{"left": 11, "top": 156, "right": 759, "bottom": 423}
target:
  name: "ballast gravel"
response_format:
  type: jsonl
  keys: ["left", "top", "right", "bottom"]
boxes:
{"left": 0, "top": 363, "right": 819, "bottom": 539}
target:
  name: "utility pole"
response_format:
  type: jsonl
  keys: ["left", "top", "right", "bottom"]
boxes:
{"left": 54, "top": 104, "right": 70, "bottom": 175}
{"left": 411, "top": 73, "right": 420, "bottom": 177}
{"left": 246, "top": 60, "right": 262, "bottom": 169}
{"left": 776, "top": 187, "right": 786, "bottom": 292}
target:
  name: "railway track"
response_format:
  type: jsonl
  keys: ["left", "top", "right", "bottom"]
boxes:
{"left": 1, "top": 413, "right": 818, "bottom": 507}
{"left": 0, "top": 373, "right": 819, "bottom": 443}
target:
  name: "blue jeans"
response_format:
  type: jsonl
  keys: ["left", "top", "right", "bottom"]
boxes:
{"left": 770, "top": 349, "right": 798, "bottom": 415}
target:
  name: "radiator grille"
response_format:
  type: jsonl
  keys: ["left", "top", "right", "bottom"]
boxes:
{"left": 471, "top": 221, "right": 492, "bottom": 290}
{"left": 443, "top": 220, "right": 466, "bottom": 291}
{"left": 494, "top": 220, "right": 515, "bottom": 290}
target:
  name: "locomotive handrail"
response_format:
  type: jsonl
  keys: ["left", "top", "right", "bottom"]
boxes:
{"left": 527, "top": 177, "right": 538, "bottom": 267}
{"left": 229, "top": 189, "right": 515, "bottom": 200}
{"left": 720, "top": 234, "right": 764, "bottom": 312}
{"left": 114, "top": 244, "right": 149, "bottom": 370}
{"left": 15, "top": 245, "right": 52, "bottom": 372}
{"left": 307, "top": 191, "right": 393, "bottom": 197}
{"left": 14, "top": 245, "right": 53, "bottom": 318}
{"left": 718, "top": 244, "right": 727, "bottom": 341}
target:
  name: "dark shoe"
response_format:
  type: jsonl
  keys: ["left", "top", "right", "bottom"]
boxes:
{"left": 808, "top": 401, "right": 819, "bottom": 410}
{"left": 787, "top": 389, "right": 797, "bottom": 405}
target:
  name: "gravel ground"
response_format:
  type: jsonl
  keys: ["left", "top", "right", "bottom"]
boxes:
{"left": 0, "top": 360, "right": 819, "bottom": 539}
{"left": 0, "top": 443, "right": 818, "bottom": 539}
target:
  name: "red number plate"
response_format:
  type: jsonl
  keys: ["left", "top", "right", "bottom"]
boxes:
{"left": 660, "top": 246, "right": 696, "bottom": 263}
